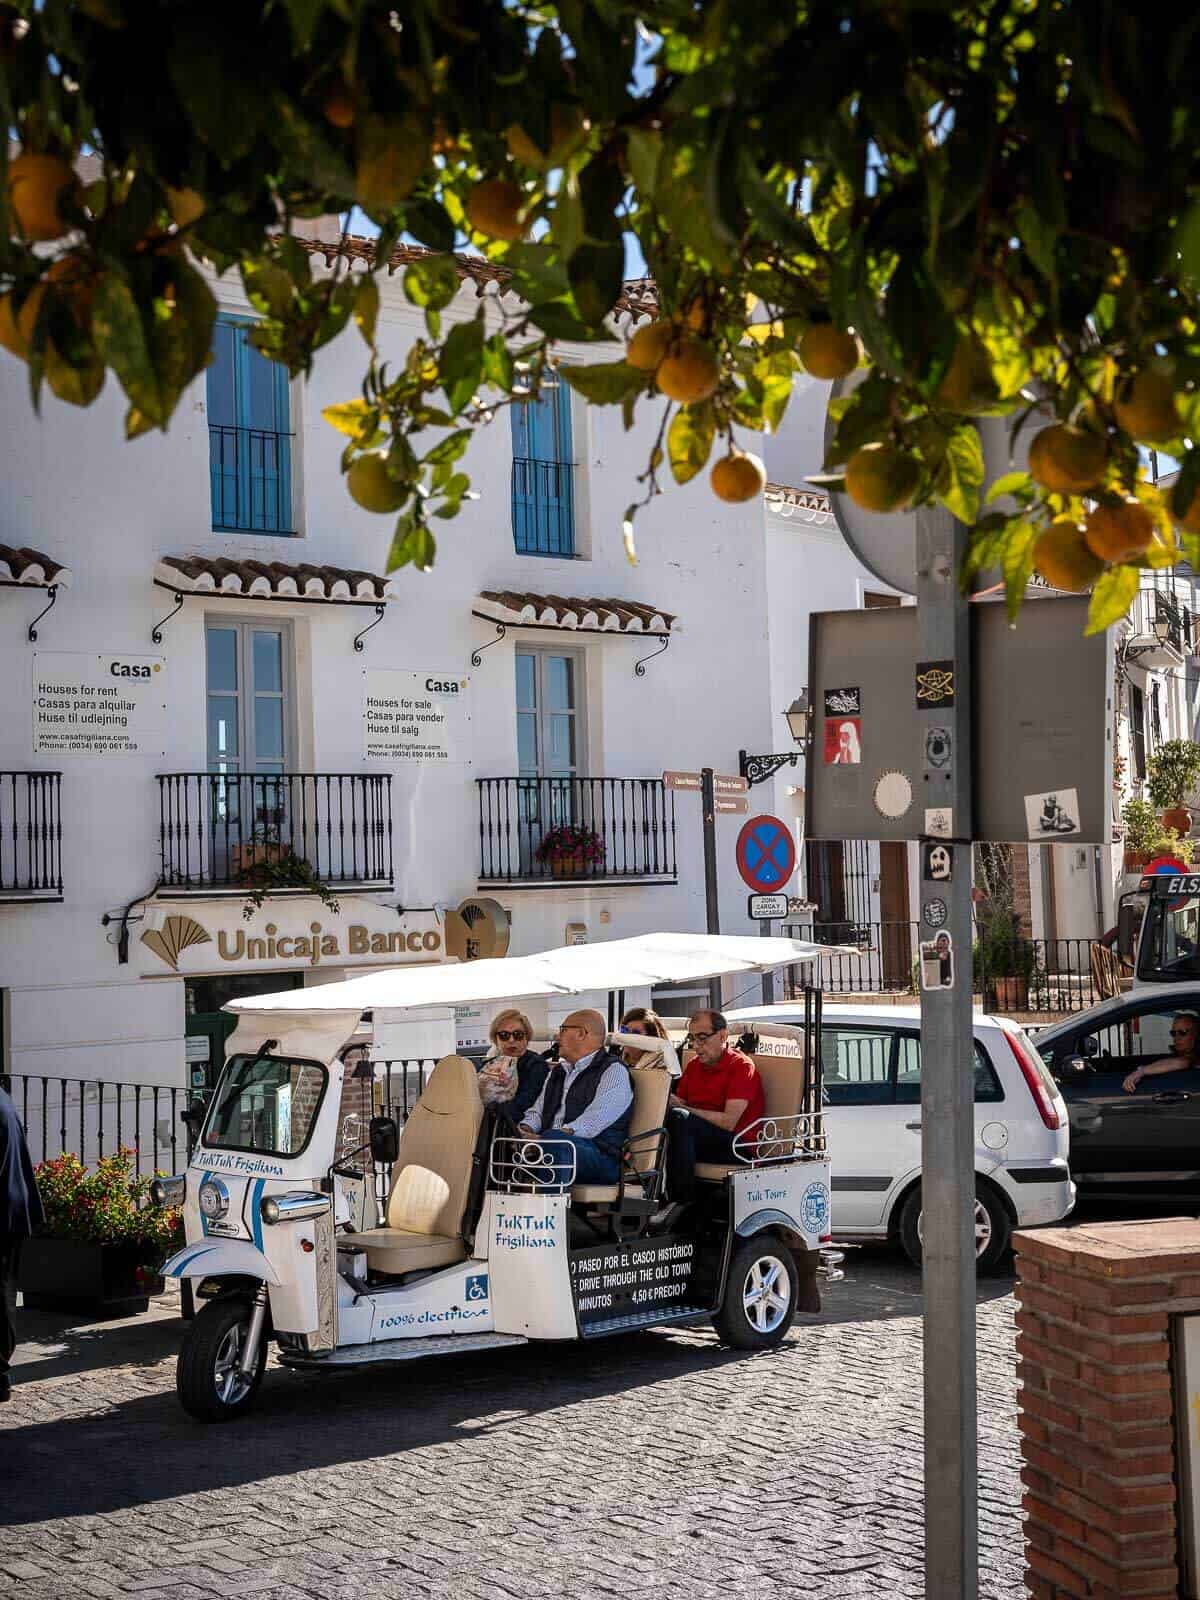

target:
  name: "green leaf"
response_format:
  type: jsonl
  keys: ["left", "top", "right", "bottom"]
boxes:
{"left": 482, "top": 332, "right": 515, "bottom": 392}
{"left": 439, "top": 316, "right": 485, "bottom": 414}
{"left": 1001, "top": 520, "right": 1040, "bottom": 620}
{"left": 559, "top": 360, "right": 647, "bottom": 405}
{"left": 355, "top": 115, "right": 428, "bottom": 220}
{"left": 91, "top": 273, "right": 167, "bottom": 427}
{"left": 667, "top": 403, "right": 716, "bottom": 485}
{"left": 405, "top": 198, "right": 456, "bottom": 254}
{"left": 625, "top": 129, "right": 664, "bottom": 199}
{"left": 279, "top": 0, "right": 325, "bottom": 49}
{"left": 354, "top": 275, "right": 379, "bottom": 349}
{"left": 270, "top": 98, "right": 355, "bottom": 197}
{"left": 937, "top": 423, "right": 985, "bottom": 524}
{"left": 423, "top": 429, "right": 471, "bottom": 467}
{"left": 167, "top": 24, "right": 265, "bottom": 164}
{"left": 388, "top": 512, "right": 436, "bottom": 573}
{"left": 322, "top": 399, "right": 371, "bottom": 437}
{"left": 1087, "top": 566, "right": 1140, "bottom": 635}
{"left": 403, "top": 256, "right": 460, "bottom": 313}
{"left": 567, "top": 239, "right": 624, "bottom": 326}
{"left": 986, "top": 470, "right": 1031, "bottom": 506}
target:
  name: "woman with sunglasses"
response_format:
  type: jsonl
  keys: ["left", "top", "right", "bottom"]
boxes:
{"left": 477, "top": 1008, "right": 549, "bottom": 1122}
{"left": 618, "top": 1006, "right": 677, "bottom": 1071}
{"left": 1123, "top": 1011, "right": 1200, "bottom": 1093}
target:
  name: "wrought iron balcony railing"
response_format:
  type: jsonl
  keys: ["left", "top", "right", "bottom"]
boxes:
{"left": 158, "top": 772, "right": 392, "bottom": 892}
{"left": 0, "top": 771, "right": 63, "bottom": 901}
{"left": 209, "top": 424, "right": 294, "bottom": 535}
{"left": 477, "top": 776, "right": 677, "bottom": 883}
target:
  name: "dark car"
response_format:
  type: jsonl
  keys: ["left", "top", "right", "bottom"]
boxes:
{"left": 1035, "top": 986, "right": 1200, "bottom": 1198}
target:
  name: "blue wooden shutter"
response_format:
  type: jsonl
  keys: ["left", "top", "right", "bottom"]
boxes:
{"left": 208, "top": 321, "right": 239, "bottom": 529}
{"left": 510, "top": 381, "right": 574, "bottom": 555}
{"left": 207, "top": 317, "right": 292, "bottom": 534}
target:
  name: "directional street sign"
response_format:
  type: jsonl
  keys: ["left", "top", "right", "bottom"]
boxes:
{"left": 735, "top": 814, "right": 797, "bottom": 892}
{"left": 713, "top": 774, "right": 749, "bottom": 795}
{"left": 663, "top": 770, "right": 747, "bottom": 794}
{"left": 715, "top": 796, "right": 749, "bottom": 815}
{"left": 747, "top": 893, "right": 788, "bottom": 920}
{"left": 663, "top": 770, "right": 702, "bottom": 791}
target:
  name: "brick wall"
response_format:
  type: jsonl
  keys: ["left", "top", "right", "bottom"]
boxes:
{"left": 1014, "top": 1219, "right": 1200, "bottom": 1600}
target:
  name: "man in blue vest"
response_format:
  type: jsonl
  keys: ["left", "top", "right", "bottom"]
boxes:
{"left": 1, "top": 1082, "right": 44, "bottom": 1403}
{"left": 517, "top": 1010, "right": 633, "bottom": 1189}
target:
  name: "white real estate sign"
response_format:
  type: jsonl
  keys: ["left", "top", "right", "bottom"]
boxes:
{"left": 364, "top": 669, "right": 470, "bottom": 764}
{"left": 33, "top": 652, "right": 167, "bottom": 756}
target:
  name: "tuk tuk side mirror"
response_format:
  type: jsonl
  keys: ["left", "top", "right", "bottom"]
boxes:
{"left": 369, "top": 1115, "right": 399, "bottom": 1165}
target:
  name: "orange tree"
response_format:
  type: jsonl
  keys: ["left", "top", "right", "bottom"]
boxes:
{"left": 3, "top": 1, "right": 1200, "bottom": 628}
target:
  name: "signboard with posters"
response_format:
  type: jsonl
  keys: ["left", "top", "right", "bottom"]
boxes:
{"left": 33, "top": 652, "right": 167, "bottom": 756}
{"left": 364, "top": 669, "right": 470, "bottom": 763}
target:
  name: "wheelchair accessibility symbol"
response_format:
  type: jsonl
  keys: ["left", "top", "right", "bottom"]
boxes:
{"left": 465, "top": 1273, "right": 489, "bottom": 1302}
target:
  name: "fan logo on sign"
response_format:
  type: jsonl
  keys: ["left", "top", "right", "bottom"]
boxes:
{"left": 801, "top": 1182, "right": 830, "bottom": 1235}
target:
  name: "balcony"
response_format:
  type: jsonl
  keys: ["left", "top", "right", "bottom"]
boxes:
{"left": 512, "top": 457, "right": 575, "bottom": 557}
{"left": 1123, "top": 582, "right": 1192, "bottom": 670}
{"left": 209, "top": 424, "right": 294, "bottom": 536}
{"left": 0, "top": 772, "right": 63, "bottom": 902}
{"left": 158, "top": 773, "right": 392, "bottom": 893}
{"left": 477, "top": 777, "right": 677, "bottom": 886}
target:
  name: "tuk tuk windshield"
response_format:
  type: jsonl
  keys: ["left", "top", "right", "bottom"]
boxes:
{"left": 1138, "top": 886, "right": 1200, "bottom": 983}
{"left": 203, "top": 1053, "right": 327, "bottom": 1158}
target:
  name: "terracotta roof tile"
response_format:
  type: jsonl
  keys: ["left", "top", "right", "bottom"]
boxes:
{"left": 475, "top": 590, "right": 676, "bottom": 634}
{"left": 0, "top": 544, "right": 71, "bottom": 588}
{"left": 157, "top": 555, "right": 390, "bottom": 604}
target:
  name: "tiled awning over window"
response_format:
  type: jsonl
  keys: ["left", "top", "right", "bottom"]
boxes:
{"left": 474, "top": 590, "right": 676, "bottom": 634}
{"left": 0, "top": 544, "right": 72, "bottom": 589}
{"left": 156, "top": 555, "right": 390, "bottom": 605}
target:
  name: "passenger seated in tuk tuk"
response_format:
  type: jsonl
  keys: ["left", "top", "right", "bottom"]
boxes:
{"left": 517, "top": 1010, "right": 633, "bottom": 1187}
{"left": 476, "top": 1008, "right": 549, "bottom": 1121}
{"left": 666, "top": 1010, "right": 765, "bottom": 1201}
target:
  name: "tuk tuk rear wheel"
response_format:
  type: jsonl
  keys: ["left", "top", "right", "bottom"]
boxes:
{"left": 177, "top": 1295, "right": 267, "bottom": 1422}
{"left": 713, "top": 1237, "right": 798, "bottom": 1350}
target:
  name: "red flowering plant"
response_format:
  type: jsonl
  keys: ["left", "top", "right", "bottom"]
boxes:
{"left": 34, "top": 1149, "right": 184, "bottom": 1266}
{"left": 533, "top": 824, "right": 605, "bottom": 868}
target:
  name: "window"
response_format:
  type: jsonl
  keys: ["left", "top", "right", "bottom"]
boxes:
{"left": 516, "top": 648, "right": 583, "bottom": 778}
{"left": 208, "top": 316, "right": 294, "bottom": 534}
{"left": 206, "top": 622, "right": 291, "bottom": 778}
{"left": 893, "top": 1033, "right": 1004, "bottom": 1105}
{"left": 203, "top": 1054, "right": 327, "bottom": 1158}
{"left": 821, "top": 1026, "right": 895, "bottom": 1106}
{"left": 511, "top": 380, "right": 575, "bottom": 556}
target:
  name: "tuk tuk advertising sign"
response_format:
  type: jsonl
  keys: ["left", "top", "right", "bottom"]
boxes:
{"left": 364, "top": 669, "right": 470, "bottom": 763}
{"left": 569, "top": 1237, "right": 698, "bottom": 1329}
{"left": 32, "top": 651, "right": 167, "bottom": 756}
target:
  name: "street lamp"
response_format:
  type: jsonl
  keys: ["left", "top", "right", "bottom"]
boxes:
{"left": 739, "top": 691, "right": 811, "bottom": 788}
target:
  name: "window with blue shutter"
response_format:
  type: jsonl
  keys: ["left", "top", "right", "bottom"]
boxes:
{"left": 207, "top": 317, "right": 294, "bottom": 534}
{"left": 511, "top": 379, "right": 575, "bottom": 556}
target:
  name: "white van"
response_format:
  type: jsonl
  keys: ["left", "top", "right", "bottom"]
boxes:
{"left": 729, "top": 1002, "right": 1073, "bottom": 1271}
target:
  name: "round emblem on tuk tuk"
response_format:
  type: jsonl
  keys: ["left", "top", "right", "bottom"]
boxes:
{"left": 801, "top": 1181, "right": 830, "bottom": 1235}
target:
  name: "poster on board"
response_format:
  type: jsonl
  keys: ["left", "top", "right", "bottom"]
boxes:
{"left": 33, "top": 652, "right": 167, "bottom": 756}
{"left": 364, "top": 669, "right": 471, "bottom": 763}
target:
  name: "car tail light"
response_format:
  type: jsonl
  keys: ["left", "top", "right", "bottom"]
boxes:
{"left": 1002, "top": 1029, "right": 1061, "bottom": 1130}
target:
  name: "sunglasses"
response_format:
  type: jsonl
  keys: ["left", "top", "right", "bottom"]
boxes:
{"left": 1172, "top": 1027, "right": 1194, "bottom": 1038}
{"left": 495, "top": 1030, "right": 526, "bottom": 1042}
{"left": 623, "top": 1026, "right": 649, "bottom": 1036}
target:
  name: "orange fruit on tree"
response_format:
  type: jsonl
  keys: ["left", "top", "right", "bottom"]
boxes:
{"left": 935, "top": 335, "right": 998, "bottom": 414}
{"left": 1083, "top": 498, "right": 1155, "bottom": 563}
{"left": 1027, "top": 423, "right": 1108, "bottom": 495}
{"left": 323, "top": 85, "right": 356, "bottom": 129}
{"left": 466, "top": 178, "right": 526, "bottom": 241}
{"left": 626, "top": 319, "right": 673, "bottom": 372}
{"left": 165, "top": 186, "right": 206, "bottom": 227}
{"left": 1113, "top": 368, "right": 1180, "bottom": 444}
{"left": 710, "top": 450, "right": 766, "bottom": 503}
{"left": 843, "top": 442, "right": 921, "bottom": 513}
{"left": 7, "top": 151, "right": 78, "bottom": 242}
{"left": 799, "top": 325, "right": 860, "bottom": 381}
{"left": 655, "top": 336, "right": 720, "bottom": 403}
{"left": 347, "top": 452, "right": 408, "bottom": 514}
{"left": 1033, "top": 518, "right": 1105, "bottom": 592}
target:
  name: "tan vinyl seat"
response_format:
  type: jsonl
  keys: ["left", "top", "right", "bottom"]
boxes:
{"left": 342, "top": 1054, "right": 482, "bottom": 1275}
{"left": 571, "top": 1061, "right": 672, "bottom": 1204}
{"left": 694, "top": 1052, "right": 805, "bottom": 1181}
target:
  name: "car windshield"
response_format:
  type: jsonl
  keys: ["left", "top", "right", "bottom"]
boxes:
{"left": 203, "top": 1053, "right": 327, "bottom": 1158}
{"left": 1139, "top": 892, "right": 1200, "bottom": 982}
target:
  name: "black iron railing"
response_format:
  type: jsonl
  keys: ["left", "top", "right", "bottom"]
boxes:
{"left": 477, "top": 776, "right": 677, "bottom": 882}
{"left": 512, "top": 456, "right": 575, "bottom": 556}
{"left": 158, "top": 772, "right": 393, "bottom": 891}
{"left": 977, "top": 937, "right": 1107, "bottom": 1015}
{"left": 783, "top": 921, "right": 919, "bottom": 996}
{"left": 8, "top": 1073, "right": 192, "bottom": 1176}
{"left": 209, "top": 423, "right": 294, "bottom": 534}
{"left": 0, "top": 771, "right": 63, "bottom": 900}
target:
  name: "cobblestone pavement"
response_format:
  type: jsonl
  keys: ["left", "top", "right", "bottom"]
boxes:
{"left": 0, "top": 1250, "right": 1024, "bottom": 1600}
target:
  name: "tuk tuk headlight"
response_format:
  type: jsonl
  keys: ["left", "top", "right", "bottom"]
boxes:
{"left": 150, "top": 1174, "right": 186, "bottom": 1208}
{"left": 198, "top": 1177, "right": 229, "bottom": 1220}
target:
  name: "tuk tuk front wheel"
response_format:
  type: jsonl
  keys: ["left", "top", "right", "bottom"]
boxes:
{"left": 713, "top": 1237, "right": 798, "bottom": 1350}
{"left": 177, "top": 1294, "right": 267, "bottom": 1422}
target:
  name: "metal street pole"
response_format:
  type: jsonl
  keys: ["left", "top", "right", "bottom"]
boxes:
{"left": 761, "top": 919, "right": 775, "bottom": 1004}
{"left": 701, "top": 767, "right": 722, "bottom": 1013}
{"left": 916, "top": 505, "right": 978, "bottom": 1597}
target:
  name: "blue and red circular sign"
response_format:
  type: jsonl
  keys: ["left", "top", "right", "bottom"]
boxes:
{"left": 736, "top": 814, "right": 796, "bottom": 893}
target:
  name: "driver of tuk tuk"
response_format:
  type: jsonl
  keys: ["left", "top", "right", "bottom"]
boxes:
{"left": 517, "top": 1010, "right": 633, "bottom": 1187}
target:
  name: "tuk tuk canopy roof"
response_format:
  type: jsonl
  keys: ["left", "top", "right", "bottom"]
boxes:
{"left": 223, "top": 931, "right": 832, "bottom": 1017}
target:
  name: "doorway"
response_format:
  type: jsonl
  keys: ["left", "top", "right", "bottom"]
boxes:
{"left": 878, "top": 841, "right": 913, "bottom": 984}
{"left": 184, "top": 971, "right": 304, "bottom": 1094}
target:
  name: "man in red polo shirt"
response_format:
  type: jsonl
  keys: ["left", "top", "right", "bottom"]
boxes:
{"left": 662, "top": 1009, "right": 765, "bottom": 1207}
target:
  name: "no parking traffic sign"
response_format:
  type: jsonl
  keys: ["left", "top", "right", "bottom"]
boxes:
{"left": 735, "top": 814, "right": 796, "bottom": 893}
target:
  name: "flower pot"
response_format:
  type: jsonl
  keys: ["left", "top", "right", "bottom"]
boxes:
{"left": 1162, "top": 807, "right": 1192, "bottom": 836}
{"left": 548, "top": 853, "right": 588, "bottom": 878}
{"left": 988, "top": 976, "right": 1030, "bottom": 1012}
{"left": 1123, "top": 849, "right": 1151, "bottom": 872}
{"left": 17, "top": 1235, "right": 164, "bottom": 1318}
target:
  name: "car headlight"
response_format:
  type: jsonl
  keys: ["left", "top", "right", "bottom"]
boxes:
{"left": 198, "top": 1177, "right": 229, "bottom": 1220}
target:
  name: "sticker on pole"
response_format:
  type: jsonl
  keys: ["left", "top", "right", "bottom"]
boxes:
{"left": 735, "top": 815, "right": 796, "bottom": 893}
{"left": 919, "top": 932, "right": 955, "bottom": 991}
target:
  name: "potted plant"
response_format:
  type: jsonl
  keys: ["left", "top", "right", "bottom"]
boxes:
{"left": 533, "top": 823, "right": 606, "bottom": 878}
{"left": 18, "top": 1149, "right": 184, "bottom": 1317}
{"left": 974, "top": 911, "right": 1036, "bottom": 1012}
{"left": 237, "top": 831, "right": 341, "bottom": 921}
{"left": 1147, "top": 739, "right": 1200, "bottom": 835}
{"left": 1121, "top": 796, "right": 1160, "bottom": 870}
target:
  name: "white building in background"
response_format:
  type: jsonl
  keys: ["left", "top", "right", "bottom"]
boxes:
{"left": 0, "top": 239, "right": 892, "bottom": 1114}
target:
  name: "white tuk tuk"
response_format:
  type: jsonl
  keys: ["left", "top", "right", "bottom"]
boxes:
{"left": 152, "top": 932, "right": 835, "bottom": 1421}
